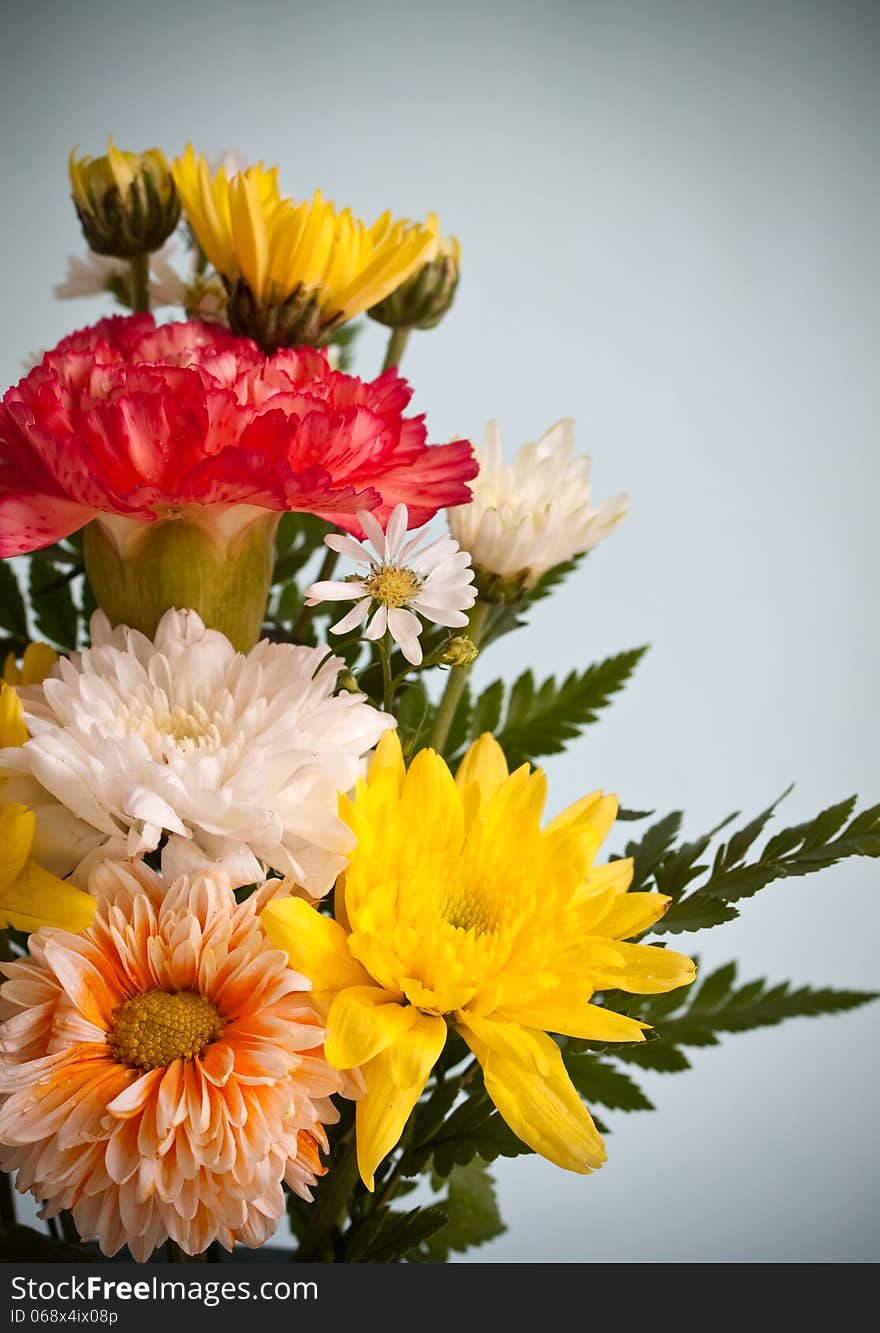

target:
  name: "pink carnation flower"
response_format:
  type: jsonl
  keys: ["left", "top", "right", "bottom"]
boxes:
{"left": 0, "top": 315, "right": 476, "bottom": 557}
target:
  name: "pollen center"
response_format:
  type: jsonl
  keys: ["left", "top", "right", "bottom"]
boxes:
{"left": 109, "top": 989, "right": 224, "bottom": 1071}
{"left": 441, "top": 882, "right": 503, "bottom": 936}
{"left": 365, "top": 564, "right": 421, "bottom": 607}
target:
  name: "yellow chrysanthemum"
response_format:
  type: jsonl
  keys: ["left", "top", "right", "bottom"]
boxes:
{"left": 263, "top": 731, "right": 696, "bottom": 1189}
{"left": 172, "top": 145, "right": 441, "bottom": 347}
{"left": 0, "top": 681, "right": 94, "bottom": 934}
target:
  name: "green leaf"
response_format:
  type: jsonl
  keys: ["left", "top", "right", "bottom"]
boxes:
{"left": 471, "top": 678, "right": 505, "bottom": 737}
{"left": 409, "top": 1086, "right": 531, "bottom": 1178}
{"left": 0, "top": 561, "right": 27, "bottom": 638}
{"left": 476, "top": 648, "right": 646, "bottom": 768}
{"left": 444, "top": 682, "right": 473, "bottom": 757}
{"left": 621, "top": 812, "right": 683, "bottom": 892}
{"left": 562, "top": 1053, "right": 655, "bottom": 1111}
{"left": 421, "top": 1159, "right": 505, "bottom": 1261}
{"left": 628, "top": 794, "right": 880, "bottom": 935}
{"left": 29, "top": 560, "right": 79, "bottom": 651}
{"left": 344, "top": 1204, "right": 449, "bottom": 1263}
{"left": 272, "top": 514, "right": 335, "bottom": 586}
{"left": 631, "top": 961, "right": 877, "bottom": 1054}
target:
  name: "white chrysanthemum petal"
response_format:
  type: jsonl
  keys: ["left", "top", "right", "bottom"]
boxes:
{"left": 447, "top": 419, "right": 626, "bottom": 587}
{"left": 2, "top": 609, "right": 393, "bottom": 895}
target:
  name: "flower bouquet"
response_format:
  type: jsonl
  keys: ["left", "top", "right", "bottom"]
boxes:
{"left": 0, "top": 140, "right": 875, "bottom": 1265}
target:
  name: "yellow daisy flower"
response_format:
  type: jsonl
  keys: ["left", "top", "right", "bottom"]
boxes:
{"left": 172, "top": 145, "right": 440, "bottom": 348}
{"left": 263, "top": 731, "right": 696, "bottom": 1189}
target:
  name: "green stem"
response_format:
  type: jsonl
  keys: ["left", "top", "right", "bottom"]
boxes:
{"left": 129, "top": 251, "right": 150, "bottom": 313}
{"left": 292, "top": 548, "right": 339, "bottom": 642}
{"left": 381, "top": 326, "right": 411, "bottom": 373}
{"left": 428, "top": 601, "right": 491, "bottom": 754}
{"left": 293, "top": 1135, "right": 359, "bottom": 1262}
{"left": 378, "top": 633, "right": 394, "bottom": 712}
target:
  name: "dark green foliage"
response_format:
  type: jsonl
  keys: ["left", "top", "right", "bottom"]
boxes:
{"left": 0, "top": 562, "right": 28, "bottom": 639}
{"left": 464, "top": 648, "right": 646, "bottom": 767}
{"left": 29, "top": 560, "right": 79, "bottom": 651}
{"left": 420, "top": 1160, "right": 505, "bottom": 1261}
{"left": 628, "top": 794, "right": 880, "bottom": 935}
{"left": 562, "top": 1053, "right": 655, "bottom": 1111}
{"left": 343, "top": 1204, "right": 449, "bottom": 1263}
{"left": 404, "top": 1084, "right": 531, "bottom": 1179}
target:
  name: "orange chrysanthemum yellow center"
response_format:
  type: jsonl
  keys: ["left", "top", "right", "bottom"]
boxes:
{"left": 109, "top": 989, "right": 224, "bottom": 1071}
{"left": 364, "top": 565, "right": 421, "bottom": 607}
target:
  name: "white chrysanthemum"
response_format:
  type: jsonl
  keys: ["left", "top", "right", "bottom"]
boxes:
{"left": 305, "top": 503, "right": 476, "bottom": 666}
{"left": 0, "top": 610, "right": 394, "bottom": 895}
{"left": 447, "top": 420, "right": 628, "bottom": 588}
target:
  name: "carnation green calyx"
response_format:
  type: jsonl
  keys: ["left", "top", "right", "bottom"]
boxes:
{"left": 83, "top": 506, "right": 280, "bottom": 652}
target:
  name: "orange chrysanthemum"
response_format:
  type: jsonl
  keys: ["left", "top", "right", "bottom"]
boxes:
{"left": 0, "top": 863, "right": 346, "bottom": 1260}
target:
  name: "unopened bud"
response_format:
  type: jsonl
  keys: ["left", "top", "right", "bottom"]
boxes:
{"left": 368, "top": 214, "right": 460, "bottom": 331}
{"left": 69, "top": 138, "right": 180, "bottom": 257}
{"left": 440, "top": 635, "right": 478, "bottom": 667}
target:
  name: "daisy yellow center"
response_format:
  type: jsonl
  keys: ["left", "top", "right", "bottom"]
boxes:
{"left": 364, "top": 564, "right": 421, "bottom": 607}
{"left": 109, "top": 989, "right": 224, "bottom": 1071}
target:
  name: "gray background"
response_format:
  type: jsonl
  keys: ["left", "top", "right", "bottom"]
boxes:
{"left": 1, "top": 0, "right": 877, "bottom": 1262}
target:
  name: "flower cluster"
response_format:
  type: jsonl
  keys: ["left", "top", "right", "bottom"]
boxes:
{"left": 0, "top": 132, "right": 866, "bottom": 1269}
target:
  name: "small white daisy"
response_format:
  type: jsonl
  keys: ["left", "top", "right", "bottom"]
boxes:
{"left": 306, "top": 503, "right": 477, "bottom": 666}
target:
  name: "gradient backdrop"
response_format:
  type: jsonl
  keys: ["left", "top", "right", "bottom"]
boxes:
{"left": 1, "top": 0, "right": 877, "bottom": 1262}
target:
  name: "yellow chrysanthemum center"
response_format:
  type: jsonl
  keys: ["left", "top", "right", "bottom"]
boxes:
{"left": 364, "top": 565, "right": 421, "bottom": 607}
{"left": 109, "top": 990, "right": 224, "bottom": 1071}
{"left": 440, "top": 880, "right": 506, "bottom": 936}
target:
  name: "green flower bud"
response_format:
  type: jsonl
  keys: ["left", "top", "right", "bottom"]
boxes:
{"left": 368, "top": 215, "right": 460, "bottom": 331}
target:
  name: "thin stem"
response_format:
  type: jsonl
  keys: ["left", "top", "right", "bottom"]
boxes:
{"left": 381, "top": 327, "right": 411, "bottom": 374}
{"left": 378, "top": 633, "right": 394, "bottom": 712}
{"left": 57, "top": 1212, "right": 81, "bottom": 1247}
{"left": 428, "top": 601, "right": 491, "bottom": 754}
{"left": 293, "top": 1134, "right": 359, "bottom": 1262}
{"left": 292, "top": 548, "right": 339, "bottom": 641}
{"left": 129, "top": 252, "right": 151, "bottom": 313}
